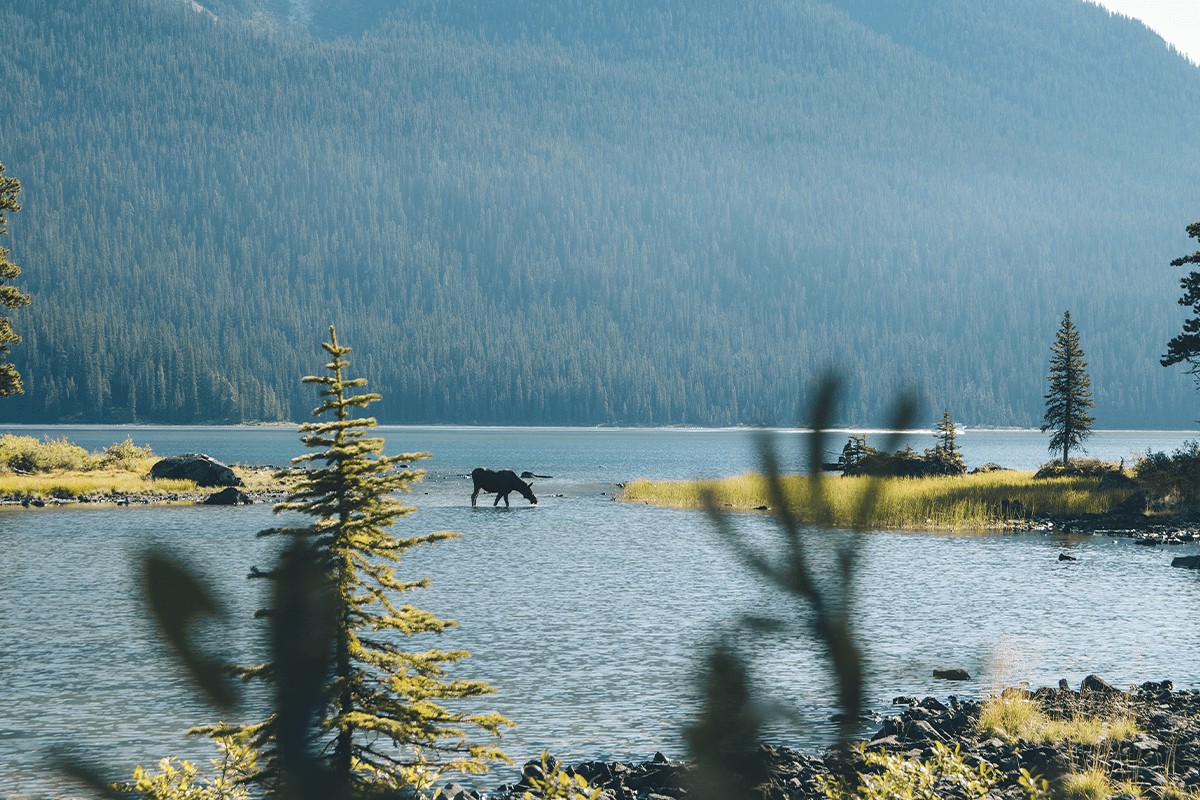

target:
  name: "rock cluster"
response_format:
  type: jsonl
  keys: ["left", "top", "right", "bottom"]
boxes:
{"left": 472, "top": 678, "right": 1200, "bottom": 800}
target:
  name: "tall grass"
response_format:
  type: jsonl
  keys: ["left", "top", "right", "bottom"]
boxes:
{"left": 0, "top": 472, "right": 198, "bottom": 499}
{"left": 622, "top": 471, "right": 1131, "bottom": 529}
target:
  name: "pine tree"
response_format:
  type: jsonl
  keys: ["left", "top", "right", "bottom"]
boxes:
{"left": 1160, "top": 221, "right": 1200, "bottom": 387}
{"left": 0, "top": 161, "right": 30, "bottom": 396}
{"left": 934, "top": 409, "right": 960, "bottom": 457}
{"left": 924, "top": 409, "right": 966, "bottom": 475}
{"left": 1041, "top": 311, "right": 1095, "bottom": 465}
{"left": 208, "top": 326, "right": 510, "bottom": 794}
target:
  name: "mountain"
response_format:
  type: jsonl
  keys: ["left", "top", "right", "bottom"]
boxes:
{"left": 1, "top": 0, "right": 1198, "bottom": 428}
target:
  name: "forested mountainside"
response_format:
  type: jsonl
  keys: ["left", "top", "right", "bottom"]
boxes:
{"left": 1, "top": 0, "right": 1198, "bottom": 427}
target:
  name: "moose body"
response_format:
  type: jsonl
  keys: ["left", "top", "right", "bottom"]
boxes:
{"left": 471, "top": 468, "right": 538, "bottom": 507}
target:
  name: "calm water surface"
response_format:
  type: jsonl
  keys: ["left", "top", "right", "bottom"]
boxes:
{"left": 2, "top": 426, "right": 1200, "bottom": 796}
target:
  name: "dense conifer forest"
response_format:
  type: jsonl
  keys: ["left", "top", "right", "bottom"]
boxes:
{"left": 1, "top": 0, "right": 1198, "bottom": 427}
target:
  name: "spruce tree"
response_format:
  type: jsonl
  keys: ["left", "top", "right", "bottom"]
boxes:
{"left": 1041, "top": 311, "right": 1095, "bottom": 465}
{"left": 935, "top": 409, "right": 959, "bottom": 457}
{"left": 1160, "top": 221, "right": 1200, "bottom": 386}
{"left": 925, "top": 409, "right": 966, "bottom": 475}
{"left": 208, "top": 327, "right": 510, "bottom": 794}
{"left": 0, "top": 161, "right": 29, "bottom": 396}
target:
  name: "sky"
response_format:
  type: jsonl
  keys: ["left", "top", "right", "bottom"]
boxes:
{"left": 1087, "top": 0, "right": 1200, "bottom": 64}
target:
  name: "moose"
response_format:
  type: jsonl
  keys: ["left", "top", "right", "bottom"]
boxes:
{"left": 470, "top": 468, "right": 538, "bottom": 508}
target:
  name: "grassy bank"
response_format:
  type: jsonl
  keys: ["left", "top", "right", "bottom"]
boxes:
{"left": 0, "top": 434, "right": 291, "bottom": 501}
{"left": 621, "top": 471, "right": 1132, "bottom": 529}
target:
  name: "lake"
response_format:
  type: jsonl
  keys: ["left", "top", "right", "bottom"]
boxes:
{"left": 2, "top": 425, "right": 1200, "bottom": 796}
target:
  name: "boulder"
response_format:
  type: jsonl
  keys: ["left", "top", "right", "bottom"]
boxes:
{"left": 970, "top": 462, "right": 1009, "bottom": 474}
{"left": 933, "top": 668, "right": 971, "bottom": 681}
{"left": 150, "top": 453, "right": 244, "bottom": 487}
{"left": 1173, "top": 555, "right": 1200, "bottom": 569}
{"left": 203, "top": 487, "right": 251, "bottom": 505}
{"left": 1081, "top": 674, "right": 1121, "bottom": 695}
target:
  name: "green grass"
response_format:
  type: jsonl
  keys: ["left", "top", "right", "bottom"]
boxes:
{"left": 621, "top": 471, "right": 1132, "bottom": 529}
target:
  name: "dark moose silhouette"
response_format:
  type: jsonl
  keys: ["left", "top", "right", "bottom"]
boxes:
{"left": 471, "top": 468, "right": 538, "bottom": 507}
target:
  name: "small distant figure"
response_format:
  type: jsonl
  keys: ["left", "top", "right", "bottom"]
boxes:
{"left": 471, "top": 468, "right": 538, "bottom": 508}
{"left": 1058, "top": 552, "right": 1077, "bottom": 562}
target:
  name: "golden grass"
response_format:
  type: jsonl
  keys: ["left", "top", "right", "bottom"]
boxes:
{"left": 1061, "top": 768, "right": 1113, "bottom": 800}
{"left": 0, "top": 463, "right": 291, "bottom": 500}
{"left": 976, "top": 694, "right": 1138, "bottom": 746}
{"left": 0, "top": 466, "right": 195, "bottom": 499}
{"left": 621, "top": 470, "right": 1131, "bottom": 529}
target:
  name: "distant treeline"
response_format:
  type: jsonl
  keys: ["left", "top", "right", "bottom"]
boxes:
{"left": 1, "top": 0, "right": 1199, "bottom": 426}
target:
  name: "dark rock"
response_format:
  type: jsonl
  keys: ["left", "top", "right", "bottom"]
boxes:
{"left": 1058, "top": 553, "right": 1077, "bottom": 561}
{"left": 1081, "top": 674, "right": 1121, "bottom": 695}
{"left": 1059, "top": 678, "right": 1071, "bottom": 691}
{"left": 1172, "top": 555, "right": 1200, "bottom": 569}
{"left": 898, "top": 719, "right": 947, "bottom": 742}
{"left": 151, "top": 453, "right": 244, "bottom": 487}
{"left": 918, "top": 696, "right": 947, "bottom": 712}
{"left": 865, "top": 735, "right": 904, "bottom": 751}
{"left": 971, "top": 462, "right": 1010, "bottom": 474}
{"left": 933, "top": 668, "right": 971, "bottom": 681}
{"left": 203, "top": 487, "right": 251, "bottom": 505}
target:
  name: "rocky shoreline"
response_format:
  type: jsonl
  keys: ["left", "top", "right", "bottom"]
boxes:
{"left": 0, "top": 488, "right": 286, "bottom": 507}
{"left": 466, "top": 678, "right": 1200, "bottom": 800}
{"left": 1010, "top": 506, "right": 1200, "bottom": 546}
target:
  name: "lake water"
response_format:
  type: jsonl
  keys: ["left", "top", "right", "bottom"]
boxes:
{"left": 3, "top": 425, "right": 1200, "bottom": 797}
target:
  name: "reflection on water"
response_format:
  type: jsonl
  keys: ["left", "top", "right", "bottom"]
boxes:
{"left": 2, "top": 427, "right": 1200, "bottom": 794}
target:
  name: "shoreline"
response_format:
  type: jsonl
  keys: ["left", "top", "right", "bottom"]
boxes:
{"left": 477, "top": 678, "right": 1200, "bottom": 800}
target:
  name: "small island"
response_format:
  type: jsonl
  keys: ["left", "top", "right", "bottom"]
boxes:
{"left": 0, "top": 434, "right": 293, "bottom": 506}
{"left": 622, "top": 437, "right": 1200, "bottom": 538}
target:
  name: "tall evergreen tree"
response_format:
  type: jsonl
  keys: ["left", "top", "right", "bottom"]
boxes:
{"left": 924, "top": 408, "right": 966, "bottom": 475}
{"left": 1160, "top": 222, "right": 1200, "bottom": 388}
{"left": 1042, "top": 311, "right": 1095, "bottom": 465}
{"left": 207, "top": 327, "right": 510, "bottom": 794}
{"left": 934, "top": 409, "right": 960, "bottom": 457}
{"left": 0, "top": 161, "right": 29, "bottom": 396}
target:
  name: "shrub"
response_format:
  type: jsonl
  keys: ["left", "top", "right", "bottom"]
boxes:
{"left": 1034, "top": 458, "right": 1123, "bottom": 480}
{"left": 114, "top": 733, "right": 258, "bottom": 799}
{"left": 1134, "top": 441, "right": 1200, "bottom": 506}
{"left": 0, "top": 434, "right": 90, "bottom": 473}
{"left": 839, "top": 437, "right": 966, "bottom": 478}
{"left": 99, "top": 436, "right": 155, "bottom": 471}
{"left": 818, "top": 742, "right": 1000, "bottom": 800}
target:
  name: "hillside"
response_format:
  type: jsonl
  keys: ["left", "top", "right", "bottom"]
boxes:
{"left": 1, "top": 0, "right": 1198, "bottom": 427}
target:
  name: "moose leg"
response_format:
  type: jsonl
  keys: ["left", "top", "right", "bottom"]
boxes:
{"left": 471, "top": 485, "right": 481, "bottom": 507}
